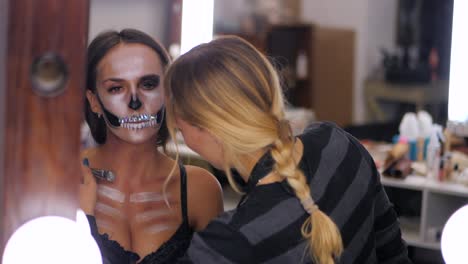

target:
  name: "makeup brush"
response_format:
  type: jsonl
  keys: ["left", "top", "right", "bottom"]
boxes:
{"left": 90, "top": 168, "right": 116, "bottom": 183}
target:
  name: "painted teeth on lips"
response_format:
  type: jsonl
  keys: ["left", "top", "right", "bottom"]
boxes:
{"left": 121, "top": 120, "right": 158, "bottom": 130}
{"left": 119, "top": 114, "right": 156, "bottom": 124}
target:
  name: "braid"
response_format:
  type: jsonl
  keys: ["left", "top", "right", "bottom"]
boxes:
{"left": 270, "top": 120, "right": 343, "bottom": 264}
{"left": 163, "top": 35, "right": 342, "bottom": 263}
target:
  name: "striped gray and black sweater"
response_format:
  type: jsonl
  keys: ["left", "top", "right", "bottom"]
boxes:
{"left": 178, "top": 122, "right": 412, "bottom": 264}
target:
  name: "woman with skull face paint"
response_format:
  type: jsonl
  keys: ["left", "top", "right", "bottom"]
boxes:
{"left": 80, "top": 29, "right": 224, "bottom": 264}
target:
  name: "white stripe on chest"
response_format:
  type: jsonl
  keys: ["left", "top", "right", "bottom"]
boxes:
{"left": 98, "top": 185, "right": 126, "bottom": 203}
{"left": 129, "top": 192, "right": 168, "bottom": 203}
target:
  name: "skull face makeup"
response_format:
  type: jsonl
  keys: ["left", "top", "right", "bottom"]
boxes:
{"left": 89, "top": 43, "right": 165, "bottom": 144}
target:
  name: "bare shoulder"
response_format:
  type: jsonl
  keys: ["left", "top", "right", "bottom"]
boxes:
{"left": 185, "top": 165, "right": 224, "bottom": 230}
{"left": 185, "top": 165, "right": 223, "bottom": 207}
{"left": 185, "top": 165, "right": 222, "bottom": 193}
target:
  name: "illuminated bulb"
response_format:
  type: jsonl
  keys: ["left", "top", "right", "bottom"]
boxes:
{"left": 448, "top": 0, "right": 468, "bottom": 123}
{"left": 180, "top": 0, "right": 214, "bottom": 54}
{"left": 441, "top": 205, "right": 468, "bottom": 264}
{"left": 2, "top": 210, "right": 101, "bottom": 264}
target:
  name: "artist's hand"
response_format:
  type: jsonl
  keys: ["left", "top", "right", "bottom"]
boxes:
{"left": 79, "top": 158, "right": 97, "bottom": 215}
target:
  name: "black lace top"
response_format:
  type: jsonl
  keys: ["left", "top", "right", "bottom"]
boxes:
{"left": 87, "top": 164, "right": 193, "bottom": 264}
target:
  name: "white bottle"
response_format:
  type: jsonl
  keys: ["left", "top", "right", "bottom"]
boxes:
{"left": 426, "top": 125, "right": 441, "bottom": 180}
{"left": 296, "top": 51, "right": 308, "bottom": 80}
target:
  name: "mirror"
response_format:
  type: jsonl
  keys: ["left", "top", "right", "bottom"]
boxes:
{"left": 83, "top": 1, "right": 461, "bottom": 263}
{"left": 2, "top": 1, "right": 463, "bottom": 262}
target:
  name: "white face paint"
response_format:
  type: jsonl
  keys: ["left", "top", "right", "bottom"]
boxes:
{"left": 95, "top": 202, "right": 125, "bottom": 219}
{"left": 129, "top": 192, "right": 168, "bottom": 203}
{"left": 96, "top": 219, "right": 115, "bottom": 232}
{"left": 95, "top": 43, "right": 165, "bottom": 144}
{"left": 134, "top": 209, "right": 172, "bottom": 223}
{"left": 97, "top": 185, "right": 126, "bottom": 203}
{"left": 145, "top": 224, "right": 177, "bottom": 235}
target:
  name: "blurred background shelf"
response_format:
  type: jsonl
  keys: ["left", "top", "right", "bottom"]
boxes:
{"left": 381, "top": 173, "right": 468, "bottom": 254}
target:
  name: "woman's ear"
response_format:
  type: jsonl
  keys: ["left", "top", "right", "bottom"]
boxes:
{"left": 211, "top": 130, "right": 223, "bottom": 145}
{"left": 193, "top": 124, "right": 204, "bottom": 131}
{"left": 86, "top": 90, "right": 102, "bottom": 115}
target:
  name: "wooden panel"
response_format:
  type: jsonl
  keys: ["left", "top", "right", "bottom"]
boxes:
{"left": 167, "top": 0, "right": 182, "bottom": 48}
{"left": 266, "top": 24, "right": 313, "bottom": 108}
{"left": 1, "top": 0, "right": 89, "bottom": 248}
{"left": 0, "top": 0, "right": 9, "bottom": 249}
{"left": 263, "top": 24, "right": 354, "bottom": 128}
{"left": 312, "top": 26, "right": 355, "bottom": 127}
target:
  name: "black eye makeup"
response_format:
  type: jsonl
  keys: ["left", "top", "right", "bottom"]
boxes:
{"left": 108, "top": 86, "right": 122, "bottom": 93}
{"left": 139, "top": 74, "right": 160, "bottom": 90}
{"left": 101, "top": 78, "right": 124, "bottom": 94}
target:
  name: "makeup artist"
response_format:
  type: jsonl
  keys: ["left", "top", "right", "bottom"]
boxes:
{"left": 163, "top": 36, "right": 412, "bottom": 264}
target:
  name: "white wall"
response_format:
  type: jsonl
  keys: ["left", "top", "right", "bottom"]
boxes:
{"left": 301, "top": 0, "right": 397, "bottom": 124}
{"left": 89, "top": 0, "right": 169, "bottom": 44}
{"left": 366, "top": 0, "right": 398, "bottom": 76}
{"left": 214, "top": 0, "right": 251, "bottom": 32}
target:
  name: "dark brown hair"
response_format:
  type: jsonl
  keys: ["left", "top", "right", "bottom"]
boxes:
{"left": 85, "top": 28, "right": 170, "bottom": 145}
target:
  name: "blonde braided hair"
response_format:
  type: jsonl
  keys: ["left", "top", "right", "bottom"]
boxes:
{"left": 164, "top": 35, "right": 343, "bottom": 263}
{"left": 271, "top": 119, "right": 342, "bottom": 264}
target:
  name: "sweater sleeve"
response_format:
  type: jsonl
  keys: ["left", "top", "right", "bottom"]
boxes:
{"left": 177, "top": 219, "right": 254, "bottom": 264}
{"left": 373, "top": 178, "right": 413, "bottom": 264}
{"left": 349, "top": 136, "right": 413, "bottom": 264}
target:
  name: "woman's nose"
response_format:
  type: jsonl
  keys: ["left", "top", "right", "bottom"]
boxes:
{"left": 128, "top": 96, "right": 142, "bottom": 110}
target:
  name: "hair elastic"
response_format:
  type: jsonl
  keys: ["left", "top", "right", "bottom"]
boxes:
{"left": 278, "top": 119, "right": 293, "bottom": 141}
{"left": 301, "top": 197, "right": 319, "bottom": 215}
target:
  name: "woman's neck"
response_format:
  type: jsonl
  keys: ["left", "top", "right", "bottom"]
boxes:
{"left": 238, "top": 149, "right": 268, "bottom": 182}
{"left": 94, "top": 135, "right": 168, "bottom": 185}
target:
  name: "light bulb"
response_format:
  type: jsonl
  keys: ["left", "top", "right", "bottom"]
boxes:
{"left": 180, "top": 0, "right": 214, "bottom": 54}
{"left": 441, "top": 205, "right": 468, "bottom": 264}
{"left": 2, "top": 210, "right": 102, "bottom": 264}
{"left": 448, "top": 0, "right": 468, "bottom": 124}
